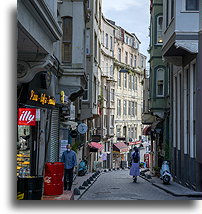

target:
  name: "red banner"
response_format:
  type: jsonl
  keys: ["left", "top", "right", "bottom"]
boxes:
{"left": 18, "top": 108, "right": 36, "bottom": 126}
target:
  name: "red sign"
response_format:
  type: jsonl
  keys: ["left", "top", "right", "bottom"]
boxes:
{"left": 18, "top": 108, "right": 36, "bottom": 126}
{"left": 129, "top": 141, "right": 142, "bottom": 146}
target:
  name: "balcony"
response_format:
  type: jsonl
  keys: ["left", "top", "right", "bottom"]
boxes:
{"left": 162, "top": 1, "right": 199, "bottom": 64}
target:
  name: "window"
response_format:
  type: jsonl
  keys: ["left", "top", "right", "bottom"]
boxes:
{"left": 102, "top": 31, "right": 104, "bottom": 45}
{"left": 156, "top": 68, "right": 165, "bottom": 97}
{"left": 125, "top": 51, "right": 128, "bottom": 64}
{"left": 129, "top": 75, "right": 132, "bottom": 90}
{"left": 125, "top": 36, "right": 129, "bottom": 44}
{"left": 62, "top": 17, "right": 72, "bottom": 63}
{"left": 104, "top": 115, "right": 107, "bottom": 128}
{"left": 124, "top": 73, "right": 127, "bottom": 88}
{"left": 117, "top": 127, "right": 121, "bottom": 137}
{"left": 110, "top": 36, "right": 113, "bottom": 50}
{"left": 171, "top": 0, "right": 174, "bottom": 19}
{"left": 186, "top": 0, "right": 199, "bottom": 11}
{"left": 134, "top": 55, "right": 137, "bottom": 68}
{"left": 94, "top": 33, "right": 97, "bottom": 59}
{"left": 82, "top": 75, "right": 89, "bottom": 101}
{"left": 94, "top": 77, "right": 97, "bottom": 103}
{"left": 110, "top": 65, "right": 114, "bottom": 77}
{"left": 130, "top": 54, "right": 133, "bottom": 66}
{"left": 123, "top": 100, "right": 127, "bottom": 115}
{"left": 132, "top": 75, "right": 134, "bottom": 90}
{"left": 141, "top": 56, "right": 144, "bottom": 67}
{"left": 131, "top": 102, "right": 135, "bottom": 116}
{"left": 111, "top": 88, "right": 115, "bottom": 102}
{"left": 106, "top": 62, "right": 108, "bottom": 75}
{"left": 105, "top": 33, "right": 108, "bottom": 48}
{"left": 135, "top": 76, "right": 138, "bottom": 90}
{"left": 118, "top": 71, "right": 121, "bottom": 87}
{"left": 110, "top": 115, "right": 114, "bottom": 127}
{"left": 166, "top": 0, "right": 169, "bottom": 27}
{"left": 128, "top": 101, "right": 131, "bottom": 116}
{"left": 135, "top": 102, "right": 137, "bottom": 116}
{"left": 118, "top": 48, "right": 121, "bottom": 61}
{"left": 131, "top": 127, "right": 134, "bottom": 139}
{"left": 117, "top": 99, "right": 121, "bottom": 116}
{"left": 86, "top": 29, "right": 90, "bottom": 55}
{"left": 134, "top": 127, "right": 137, "bottom": 139}
{"left": 157, "top": 16, "right": 163, "bottom": 44}
{"left": 128, "top": 127, "right": 130, "bottom": 138}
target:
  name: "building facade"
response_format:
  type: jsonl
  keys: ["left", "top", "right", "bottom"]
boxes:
{"left": 99, "top": 16, "right": 116, "bottom": 169}
{"left": 80, "top": 0, "right": 103, "bottom": 172}
{"left": 162, "top": 0, "right": 201, "bottom": 191}
{"left": 17, "top": 0, "right": 62, "bottom": 175}
{"left": 145, "top": 0, "right": 170, "bottom": 173}
{"left": 113, "top": 26, "right": 146, "bottom": 168}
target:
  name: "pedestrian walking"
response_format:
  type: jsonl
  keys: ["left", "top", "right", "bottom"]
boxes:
{"left": 129, "top": 147, "right": 140, "bottom": 182}
{"left": 61, "top": 144, "right": 77, "bottom": 191}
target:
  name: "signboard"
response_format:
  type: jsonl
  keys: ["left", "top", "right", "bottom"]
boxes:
{"left": 59, "top": 140, "right": 68, "bottom": 159}
{"left": 30, "top": 90, "right": 56, "bottom": 106}
{"left": 18, "top": 108, "right": 36, "bottom": 126}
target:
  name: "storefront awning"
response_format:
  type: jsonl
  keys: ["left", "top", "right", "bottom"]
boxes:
{"left": 88, "top": 142, "right": 103, "bottom": 152}
{"left": 113, "top": 142, "right": 128, "bottom": 153}
{"left": 129, "top": 141, "right": 142, "bottom": 146}
{"left": 142, "top": 126, "right": 151, "bottom": 136}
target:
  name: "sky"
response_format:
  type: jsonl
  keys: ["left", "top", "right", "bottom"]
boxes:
{"left": 102, "top": 0, "right": 150, "bottom": 68}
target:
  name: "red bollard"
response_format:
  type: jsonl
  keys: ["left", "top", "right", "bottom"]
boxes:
{"left": 43, "top": 162, "right": 64, "bottom": 196}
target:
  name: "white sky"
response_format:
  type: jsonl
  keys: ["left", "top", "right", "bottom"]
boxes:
{"left": 102, "top": 0, "right": 150, "bottom": 68}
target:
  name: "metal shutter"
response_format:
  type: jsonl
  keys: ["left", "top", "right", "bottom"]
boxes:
{"left": 49, "top": 108, "right": 60, "bottom": 162}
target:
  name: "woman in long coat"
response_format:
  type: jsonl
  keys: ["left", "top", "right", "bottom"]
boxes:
{"left": 129, "top": 147, "right": 140, "bottom": 182}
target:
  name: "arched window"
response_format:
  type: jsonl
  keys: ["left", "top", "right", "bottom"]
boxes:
{"left": 156, "top": 16, "right": 163, "bottom": 44}
{"left": 156, "top": 68, "right": 165, "bottom": 97}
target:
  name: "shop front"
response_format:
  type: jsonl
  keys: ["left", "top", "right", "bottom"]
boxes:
{"left": 17, "top": 71, "right": 58, "bottom": 177}
{"left": 113, "top": 142, "right": 129, "bottom": 169}
{"left": 87, "top": 142, "right": 103, "bottom": 172}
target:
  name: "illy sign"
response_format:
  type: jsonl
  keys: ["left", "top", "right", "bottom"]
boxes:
{"left": 18, "top": 108, "right": 36, "bottom": 126}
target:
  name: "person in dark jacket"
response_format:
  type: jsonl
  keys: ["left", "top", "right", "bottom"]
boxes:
{"left": 129, "top": 147, "right": 140, "bottom": 182}
{"left": 61, "top": 144, "right": 77, "bottom": 191}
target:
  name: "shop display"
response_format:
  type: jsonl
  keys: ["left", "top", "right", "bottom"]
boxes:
{"left": 17, "top": 125, "right": 31, "bottom": 177}
{"left": 17, "top": 150, "right": 30, "bottom": 177}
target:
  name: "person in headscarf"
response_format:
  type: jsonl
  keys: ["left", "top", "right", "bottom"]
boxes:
{"left": 129, "top": 147, "right": 140, "bottom": 182}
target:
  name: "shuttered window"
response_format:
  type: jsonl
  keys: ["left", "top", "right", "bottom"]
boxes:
{"left": 62, "top": 17, "right": 72, "bottom": 63}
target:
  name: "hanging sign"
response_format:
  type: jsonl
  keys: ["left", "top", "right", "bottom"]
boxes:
{"left": 18, "top": 108, "right": 36, "bottom": 126}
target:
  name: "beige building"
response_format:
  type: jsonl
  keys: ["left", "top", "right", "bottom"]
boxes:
{"left": 113, "top": 26, "right": 147, "bottom": 167}
{"left": 99, "top": 15, "right": 116, "bottom": 169}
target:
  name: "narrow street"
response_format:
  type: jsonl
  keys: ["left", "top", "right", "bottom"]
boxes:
{"left": 79, "top": 170, "right": 196, "bottom": 200}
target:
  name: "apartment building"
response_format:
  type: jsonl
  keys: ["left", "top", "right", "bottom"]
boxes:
{"left": 17, "top": 0, "right": 62, "bottom": 175}
{"left": 99, "top": 16, "right": 116, "bottom": 169}
{"left": 80, "top": 0, "right": 103, "bottom": 172}
{"left": 144, "top": 0, "right": 170, "bottom": 173}
{"left": 162, "top": 0, "right": 201, "bottom": 191}
{"left": 113, "top": 26, "right": 146, "bottom": 168}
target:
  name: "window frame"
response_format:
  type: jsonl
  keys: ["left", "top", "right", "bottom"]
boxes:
{"left": 156, "top": 15, "right": 163, "bottom": 45}
{"left": 62, "top": 16, "right": 73, "bottom": 63}
{"left": 185, "top": 0, "right": 199, "bottom": 11}
{"left": 156, "top": 67, "right": 165, "bottom": 97}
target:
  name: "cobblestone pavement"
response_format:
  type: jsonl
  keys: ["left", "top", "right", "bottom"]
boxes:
{"left": 79, "top": 169, "right": 197, "bottom": 200}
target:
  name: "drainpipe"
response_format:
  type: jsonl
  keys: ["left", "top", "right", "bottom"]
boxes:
{"left": 196, "top": 2, "right": 202, "bottom": 191}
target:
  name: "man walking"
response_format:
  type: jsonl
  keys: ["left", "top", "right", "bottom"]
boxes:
{"left": 61, "top": 144, "right": 77, "bottom": 191}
